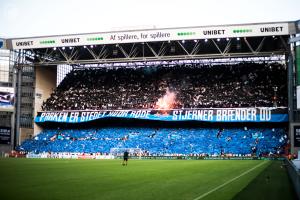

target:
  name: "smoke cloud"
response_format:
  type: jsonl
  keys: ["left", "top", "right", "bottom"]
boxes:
{"left": 155, "top": 88, "right": 177, "bottom": 110}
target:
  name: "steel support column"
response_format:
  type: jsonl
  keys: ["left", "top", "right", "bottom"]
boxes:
{"left": 15, "top": 50, "right": 22, "bottom": 147}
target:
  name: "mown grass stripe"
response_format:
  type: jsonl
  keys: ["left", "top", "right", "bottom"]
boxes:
{"left": 192, "top": 161, "right": 268, "bottom": 200}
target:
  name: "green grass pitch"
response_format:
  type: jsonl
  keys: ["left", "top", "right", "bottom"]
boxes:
{"left": 0, "top": 159, "right": 296, "bottom": 200}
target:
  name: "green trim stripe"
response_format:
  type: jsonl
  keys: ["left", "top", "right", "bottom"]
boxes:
{"left": 87, "top": 37, "right": 104, "bottom": 41}
{"left": 40, "top": 40, "right": 55, "bottom": 44}
{"left": 177, "top": 32, "right": 196, "bottom": 36}
{"left": 233, "top": 29, "right": 252, "bottom": 33}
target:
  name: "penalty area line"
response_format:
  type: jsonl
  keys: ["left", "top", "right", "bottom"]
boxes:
{"left": 192, "top": 161, "right": 268, "bottom": 200}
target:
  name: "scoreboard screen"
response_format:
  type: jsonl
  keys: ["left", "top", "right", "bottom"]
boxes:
{"left": 0, "top": 127, "right": 11, "bottom": 145}
{"left": 294, "top": 126, "right": 300, "bottom": 147}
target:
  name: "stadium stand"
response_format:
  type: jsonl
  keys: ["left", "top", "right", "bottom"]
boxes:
{"left": 20, "top": 61, "right": 288, "bottom": 157}
{"left": 17, "top": 127, "right": 288, "bottom": 156}
{"left": 41, "top": 62, "right": 287, "bottom": 111}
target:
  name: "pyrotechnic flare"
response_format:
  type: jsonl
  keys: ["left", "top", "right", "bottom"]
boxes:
{"left": 155, "top": 88, "right": 177, "bottom": 110}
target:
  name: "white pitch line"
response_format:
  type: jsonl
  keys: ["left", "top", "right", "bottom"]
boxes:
{"left": 192, "top": 161, "right": 269, "bottom": 200}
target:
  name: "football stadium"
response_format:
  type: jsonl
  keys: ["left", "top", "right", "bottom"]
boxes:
{"left": 0, "top": 9, "right": 300, "bottom": 200}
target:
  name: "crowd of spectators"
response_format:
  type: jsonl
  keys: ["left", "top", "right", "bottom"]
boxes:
{"left": 17, "top": 127, "right": 288, "bottom": 156}
{"left": 42, "top": 62, "right": 287, "bottom": 111}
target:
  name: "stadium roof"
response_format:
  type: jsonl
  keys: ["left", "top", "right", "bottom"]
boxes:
{"left": 5, "top": 20, "right": 300, "bottom": 65}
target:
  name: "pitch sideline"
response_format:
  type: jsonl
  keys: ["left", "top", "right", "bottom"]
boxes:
{"left": 192, "top": 160, "right": 269, "bottom": 200}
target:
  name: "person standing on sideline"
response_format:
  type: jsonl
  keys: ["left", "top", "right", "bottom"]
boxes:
{"left": 122, "top": 150, "right": 129, "bottom": 166}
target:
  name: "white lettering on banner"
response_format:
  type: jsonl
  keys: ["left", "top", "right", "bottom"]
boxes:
{"left": 216, "top": 108, "right": 256, "bottom": 121}
{"left": 108, "top": 111, "right": 129, "bottom": 117}
{"left": 58, "top": 112, "right": 68, "bottom": 122}
{"left": 130, "top": 110, "right": 150, "bottom": 118}
{"left": 259, "top": 108, "right": 271, "bottom": 121}
{"left": 172, "top": 110, "right": 213, "bottom": 121}
{"left": 36, "top": 108, "right": 286, "bottom": 123}
{"left": 39, "top": 112, "right": 68, "bottom": 122}
{"left": 69, "top": 112, "right": 79, "bottom": 122}
{"left": 81, "top": 111, "right": 106, "bottom": 122}
{"left": 40, "top": 113, "right": 46, "bottom": 121}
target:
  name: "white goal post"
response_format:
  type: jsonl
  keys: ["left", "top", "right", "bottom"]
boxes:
{"left": 110, "top": 148, "right": 142, "bottom": 159}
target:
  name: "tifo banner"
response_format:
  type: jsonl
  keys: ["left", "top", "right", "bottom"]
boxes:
{"left": 35, "top": 107, "right": 288, "bottom": 123}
